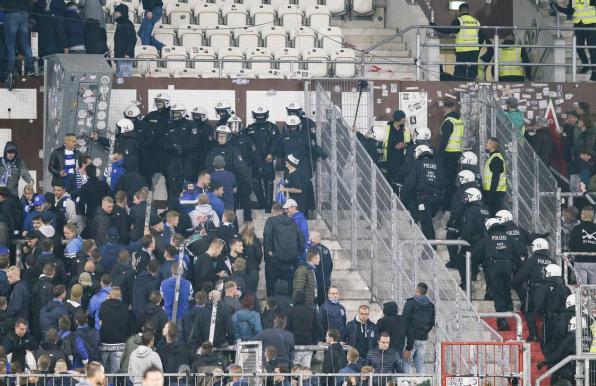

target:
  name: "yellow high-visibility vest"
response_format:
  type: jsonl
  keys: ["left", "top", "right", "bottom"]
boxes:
{"left": 382, "top": 124, "right": 411, "bottom": 161}
{"left": 591, "top": 323, "right": 596, "bottom": 353}
{"left": 444, "top": 117, "right": 464, "bottom": 153}
{"left": 573, "top": 0, "right": 596, "bottom": 25}
{"left": 455, "top": 15, "right": 480, "bottom": 53}
{"left": 499, "top": 47, "right": 525, "bottom": 77}
{"left": 482, "top": 152, "right": 507, "bottom": 192}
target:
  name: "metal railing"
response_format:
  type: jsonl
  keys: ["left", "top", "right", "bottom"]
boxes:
{"left": 314, "top": 80, "right": 503, "bottom": 378}
{"left": 461, "top": 86, "right": 558, "bottom": 256}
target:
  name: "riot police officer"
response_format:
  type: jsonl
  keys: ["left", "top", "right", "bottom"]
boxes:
{"left": 246, "top": 106, "right": 278, "bottom": 212}
{"left": 396, "top": 127, "right": 433, "bottom": 183}
{"left": 144, "top": 93, "right": 172, "bottom": 182}
{"left": 403, "top": 144, "right": 444, "bottom": 240}
{"left": 93, "top": 118, "right": 139, "bottom": 170}
{"left": 472, "top": 218, "right": 522, "bottom": 331}
{"left": 512, "top": 238, "right": 557, "bottom": 341}
{"left": 495, "top": 210, "right": 532, "bottom": 252}
{"left": 161, "top": 104, "right": 200, "bottom": 198}
{"left": 446, "top": 170, "right": 479, "bottom": 269}
{"left": 460, "top": 151, "right": 480, "bottom": 181}
{"left": 532, "top": 264, "right": 570, "bottom": 352}
{"left": 550, "top": 295, "right": 578, "bottom": 355}
{"left": 228, "top": 115, "right": 255, "bottom": 222}
{"left": 215, "top": 101, "right": 233, "bottom": 126}
{"left": 190, "top": 106, "right": 214, "bottom": 180}
{"left": 124, "top": 104, "right": 154, "bottom": 184}
{"left": 205, "top": 126, "right": 252, "bottom": 202}
{"left": 285, "top": 102, "right": 324, "bottom": 177}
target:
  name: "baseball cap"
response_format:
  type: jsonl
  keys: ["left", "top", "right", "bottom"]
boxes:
{"left": 283, "top": 199, "right": 298, "bottom": 209}
{"left": 33, "top": 194, "right": 46, "bottom": 206}
{"left": 213, "top": 155, "right": 226, "bottom": 169}
{"left": 286, "top": 154, "right": 300, "bottom": 167}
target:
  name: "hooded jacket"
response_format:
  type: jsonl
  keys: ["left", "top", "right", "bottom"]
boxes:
{"left": 132, "top": 271, "right": 161, "bottom": 317}
{"left": 0, "top": 142, "right": 33, "bottom": 196}
{"left": 272, "top": 280, "right": 292, "bottom": 314}
{"left": 343, "top": 316, "right": 378, "bottom": 358}
{"left": 139, "top": 303, "right": 168, "bottom": 340}
{"left": 287, "top": 291, "right": 320, "bottom": 345}
{"left": 232, "top": 308, "right": 263, "bottom": 341}
{"left": 128, "top": 345, "right": 163, "bottom": 385}
{"left": 377, "top": 301, "right": 406, "bottom": 352}
{"left": 263, "top": 214, "right": 305, "bottom": 265}
{"left": 320, "top": 299, "right": 346, "bottom": 337}
{"left": 88, "top": 286, "right": 111, "bottom": 330}
{"left": 402, "top": 295, "right": 435, "bottom": 350}
{"left": 39, "top": 299, "right": 68, "bottom": 333}
{"left": 525, "top": 127, "right": 553, "bottom": 166}
{"left": 189, "top": 204, "right": 221, "bottom": 230}
{"left": 99, "top": 298, "right": 131, "bottom": 343}
{"left": 158, "top": 341, "right": 193, "bottom": 373}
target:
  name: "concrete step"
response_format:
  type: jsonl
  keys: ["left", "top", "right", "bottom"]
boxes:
{"left": 344, "top": 34, "right": 403, "bottom": 45}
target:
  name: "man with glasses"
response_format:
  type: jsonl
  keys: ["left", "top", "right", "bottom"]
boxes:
{"left": 343, "top": 305, "right": 378, "bottom": 358}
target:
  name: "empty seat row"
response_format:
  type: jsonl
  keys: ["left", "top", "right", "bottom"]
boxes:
{"left": 133, "top": 44, "right": 357, "bottom": 77}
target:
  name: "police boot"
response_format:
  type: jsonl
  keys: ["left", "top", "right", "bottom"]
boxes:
{"left": 497, "top": 318, "right": 510, "bottom": 331}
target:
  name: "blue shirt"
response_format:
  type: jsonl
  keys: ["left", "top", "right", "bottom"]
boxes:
{"left": 211, "top": 169, "right": 237, "bottom": 209}
{"left": 160, "top": 276, "right": 193, "bottom": 321}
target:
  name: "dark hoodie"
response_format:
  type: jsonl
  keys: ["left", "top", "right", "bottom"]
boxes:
{"left": 114, "top": 3, "right": 137, "bottom": 59}
{"left": 99, "top": 298, "right": 132, "bottom": 343}
{"left": 0, "top": 142, "right": 32, "bottom": 196}
{"left": 525, "top": 126, "right": 553, "bottom": 166}
{"left": 36, "top": 340, "right": 67, "bottom": 372}
{"left": 376, "top": 301, "right": 406, "bottom": 352}
{"left": 114, "top": 158, "right": 148, "bottom": 206}
{"left": 402, "top": 295, "right": 435, "bottom": 350}
{"left": 140, "top": 303, "right": 168, "bottom": 341}
{"left": 272, "top": 280, "right": 292, "bottom": 314}
{"left": 287, "top": 291, "right": 320, "bottom": 345}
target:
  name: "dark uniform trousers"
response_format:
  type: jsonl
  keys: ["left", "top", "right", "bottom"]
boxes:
{"left": 455, "top": 51, "right": 479, "bottom": 81}
{"left": 415, "top": 192, "right": 440, "bottom": 240}
{"left": 442, "top": 152, "right": 461, "bottom": 210}
{"left": 486, "top": 259, "right": 514, "bottom": 316}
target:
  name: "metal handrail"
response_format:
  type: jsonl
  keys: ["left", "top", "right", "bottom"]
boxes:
{"left": 561, "top": 252, "right": 596, "bottom": 285}
{"left": 534, "top": 355, "right": 596, "bottom": 386}
{"left": 478, "top": 312, "right": 524, "bottom": 341}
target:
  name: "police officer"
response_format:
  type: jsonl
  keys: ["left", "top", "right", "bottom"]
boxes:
{"left": 458, "top": 187, "right": 490, "bottom": 291}
{"left": 446, "top": 170, "right": 479, "bottom": 269}
{"left": 550, "top": 295, "right": 578, "bottom": 354}
{"left": 382, "top": 110, "right": 410, "bottom": 184}
{"left": 93, "top": 119, "right": 139, "bottom": 170}
{"left": 228, "top": 115, "right": 255, "bottom": 222}
{"left": 396, "top": 127, "right": 432, "bottom": 184}
{"left": 190, "top": 106, "right": 214, "bottom": 180}
{"left": 552, "top": 0, "right": 596, "bottom": 81}
{"left": 512, "top": 238, "right": 556, "bottom": 341}
{"left": 472, "top": 218, "right": 522, "bottom": 331}
{"left": 483, "top": 137, "right": 507, "bottom": 215}
{"left": 532, "top": 264, "right": 571, "bottom": 352}
{"left": 431, "top": 3, "right": 487, "bottom": 81}
{"left": 286, "top": 102, "right": 325, "bottom": 178}
{"left": 403, "top": 144, "right": 444, "bottom": 240}
{"left": 537, "top": 316, "right": 580, "bottom": 385}
{"left": 205, "top": 125, "right": 252, "bottom": 202}
{"left": 246, "top": 106, "right": 278, "bottom": 213}
{"left": 438, "top": 99, "right": 465, "bottom": 209}
{"left": 460, "top": 151, "right": 480, "bottom": 181}
{"left": 124, "top": 104, "right": 154, "bottom": 184}
{"left": 144, "top": 93, "right": 172, "bottom": 182}
{"left": 161, "top": 104, "right": 199, "bottom": 198}
{"left": 215, "top": 101, "right": 233, "bottom": 126}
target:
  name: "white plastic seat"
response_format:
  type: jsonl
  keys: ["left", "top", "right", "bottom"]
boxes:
{"left": 214, "top": 0, "right": 226, "bottom": 11}
{"left": 318, "top": 26, "right": 343, "bottom": 52}
{"left": 189, "top": 46, "right": 216, "bottom": 72}
{"left": 243, "top": 0, "right": 263, "bottom": 12}
{"left": 257, "top": 69, "right": 284, "bottom": 79}
{"left": 222, "top": 3, "right": 248, "bottom": 28}
{"left": 235, "top": 27, "right": 260, "bottom": 54}
{"left": 327, "top": 0, "right": 347, "bottom": 15}
{"left": 303, "top": 48, "right": 328, "bottom": 77}
{"left": 298, "top": 0, "right": 317, "bottom": 11}
{"left": 218, "top": 46, "right": 245, "bottom": 73}
{"left": 194, "top": 2, "right": 220, "bottom": 27}
{"left": 173, "top": 68, "right": 201, "bottom": 77}
{"left": 278, "top": 4, "right": 303, "bottom": 32}
{"left": 289, "top": 69, "right": 310, "bottom": 79}
{"left": 153, "top": 24, "right": 176, "bottom": 47}
{"left": 275, "top": 47, "right": 300, "bottom": 75}
{"left": 178, "top": 24, "right": 203, "bottom": 49}
{"left": 270, "top": 0, "right": 287, "bottom": 12}
{"left": 262, "top": 26, "right": 287, "bottom": 51}
{"left": 166, "top": 2, "right": 191, "bottom": 27}
{"left": 147, "top": 67, "right": 171, "bottom": 77}
{"left": 188, "top": 0, "right": 205, "bottom": 13}
{"left": 229, "top": 68, "right": 256, "bottom": 78}
{"left": 247, "top": 47, "right": 272, "bottom": 71}
{"left": 162, "top": 45, "right": 187, "bottom": 73}
{"left": 250, "top": 3, "right": 275, "bottom": 29}
{"left": 206, "top": 26, "right": 232, "bottom": 50}
{"left": 161, "top": 0, "right": 176, "bottom": 10}
{"left": 352, "top": 0, "right": 374, "bottom": 16}
{"left": 305, "top": 4, "right": 330, "bottom": 28}
{"left": 332, "top": 48, "right": 356, "bottom": 78}
{"left": 290, "top": 26, "right": 315, "bottom": 54}
{"left": 135, "top": 45, "right": 159, "bottom": 75}
{"left": 106, "top": 30, "right": 115, "bottom": 54}
{"left": 201, "top": 68, "right": 221, "bottom": 78}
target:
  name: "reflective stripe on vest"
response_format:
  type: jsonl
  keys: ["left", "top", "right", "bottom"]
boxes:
{"left": 591, "top": 324, "right": 596, "bottom": 353}
{"left": 382, "top": 125, "right": 411, "bottom": 161}
{"left": 499, "top": 47, "right": 525, "bottom": 77}
{"left": 573, "top": 0, "right": 596, "bottom": 25}
{"left": 444, "top": 117, "right": 464, "bottom": 153}
{"left": 455, "top": 15, "right": 480, "bottom": 52}
{"left": 483, "top": 152, "right": 507, "bottom": 191}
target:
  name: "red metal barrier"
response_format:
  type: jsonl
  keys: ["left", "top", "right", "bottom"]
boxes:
{"left": 441, "top": 342, "right": 525, "bottom": 386}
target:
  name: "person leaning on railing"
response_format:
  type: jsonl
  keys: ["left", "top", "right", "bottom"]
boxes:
{"left": 430, "top": 2, "right": 488, "bottom": 81}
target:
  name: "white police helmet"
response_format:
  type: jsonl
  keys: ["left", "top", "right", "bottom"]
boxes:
{"left": 496, "top": 210, "right": 513, "bottom": 224}
{"left": 116, "top": 118, "right": 134, "bottom": 134}
{"left": 191, "top": 106, "right": 208, "bottom": 122}
{"left": 531, "top": 238, "right": 549, "bottom": 253}
{"left": 228, "top": 115, "right": 243, "bottom": 133}
{"left": 460, "top": 151, "right": 478, "bottom": 166}
{"left": 154, "top": 93, "right": 171, "bottom": 109}
{"left": 457, "top": 170, "right": 475, "bottom": 186}
{"left": 566, "top": 294, "right": 576, "bottom": 309}
{"left": 414, "top": 144, "right": 433, "bottom": 159}
{"left": 286, "top": 102, "right": 304, "bottom": 116}
{"left": 169, "top": 104, "right": 187, "bottom": 121}
{"left": 285, "top": 115, "right": 302, "bottom": 133}
{"left": 413, "top": 127, "right": 431, "bottom": 142}
{"left": 124, "top": 105, "right": 141, "bottom": 119}
{"left": 252, "top": 105, "right": 269, "bottom": 121}
{"left": 485, "top": 218, "right": 501, "bottom": 231}
{"left": 215, "top": 125, "right": 232, "bottom": 144}
{"left": 215, "top": 101, "right": 233, "bottom": 116}
{"left": 464, "top": 187, "right": 482, "bottom": 203}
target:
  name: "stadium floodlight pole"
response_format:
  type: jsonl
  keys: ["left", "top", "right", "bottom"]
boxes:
{"left": 171, "top": 242, "right": 186, "bottom": 323}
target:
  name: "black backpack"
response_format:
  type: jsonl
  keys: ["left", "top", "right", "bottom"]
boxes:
{"left": 411, "top": 301, "right": 434, "bottom": 333}
{"left": 272, "top": 220, "right": 301, "bottom": 263}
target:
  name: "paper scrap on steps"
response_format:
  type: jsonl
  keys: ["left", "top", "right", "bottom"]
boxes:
{"left": 555, "top": 99, "right": 564, "bottom": 105}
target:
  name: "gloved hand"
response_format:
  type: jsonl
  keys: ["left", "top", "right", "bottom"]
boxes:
{"left": 537, "top": 361, "right": 547, "bottom": 370}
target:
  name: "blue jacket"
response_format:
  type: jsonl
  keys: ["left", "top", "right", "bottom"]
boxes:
{"left": 131, "top": 271, "right": 161, "bottom": 317}
{"left": 98, "top": 242, "right": 121, "bottom": 271}
{"left": 88, "top": 286, "right": 111, "bottom": 329}
{"left": 291, "top": 211, "right": 309, "bottom": 262}
{"left": 211, "top": 170, "right": 237, "bottom": 210}
{"left": 160, "top": 276, "right": 192, "bottom": 321}
{"left": 64, "top": 6, "right": 84, "bottom": 48}
{"left": 23, "top": 209, "right": 56, "bottom": 233}
{"left": 39, "top": 299, "right": 68, "bottom": 333}
{"left": 72, "top": 325, "right": 100, "bottom": 368}
{"left": 232, "top": 309, "right": 262, "bottom": 341}
{"left": 319, "top": 300, "right": 347, "bottom": 337}
{"left": 343, "top": 318, "right": 378, "bottom": 358}
{"left": 179, "top": 190, "right": 200, "bottom": 214}
{"left": 65, "top": 236, "right": 83, "bottom": 259}
{"left": 207, "top": 193, "right": 224, "bottom": 220}
{"left": 337, "top": 363, "right": 362, "bottom": 386}
{"left": 109, "top": 158, "right": 125, "bottom": 191}
{"left": 7, "top": 280, "right": 30, "bottom": 321}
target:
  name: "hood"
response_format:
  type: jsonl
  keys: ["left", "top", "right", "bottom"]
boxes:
{"left": 112, "top": 261, "right": 132, "bottom": 273}
{"left": 142, "top": 303, "right": 164, "bottom": 317}
{"left": 274, "top": 280, "right": 290, "bottom": 296}
{"left": 112, "top": 158, "right": 124, "bottom": 168}
{"left": 134, "top": 345, "right": 155, "bottom": 358}
{"left": 414, "top": 295, "right": 430, "bottom": 305}
{"left": 194, "top": 205, "right": 214, "bottom": 214}
{"left": 114, "top": 3, "right": 130, "bottom": 20}
{"left": 271, "top": 214, "right": 294, "bottom": 227}
{"left": 383, "top": 301, "right": 398, "bottom": 316}
{"left": 3, "top": 141, "right": 17, "bottom": 159}
{"left": 46, "top": 300, "right": 65, "bottom": 313}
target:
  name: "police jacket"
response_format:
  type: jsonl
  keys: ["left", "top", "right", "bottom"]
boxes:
{"left": 471, "top": 224, "right": 523, "bottom": 265}
{"left": 162, "top": 118, "right": 201, "bottom": 158}
{"left": 512, "top": 250, "right": 555, "bottom": 287}
{"left": 460, "top": 202, "right": 490, "bottom": 244}
{"left": 532, "top": 276, "right": 570, "bottom": 317}
{"left": 448, "top": 181, "right": 480, "bottom": 229}
{"left": 246, "top": 121, "right": 279, "bottom": 161}
{"left": 403, "top": 154, "right": 443, "bottom": 200}
{"left": 132, "top": 118, "right": 154, "bottom": 154}
{"left": 230, "top": 133, "right": 258, "bottom": 170}
{"left": 501, "top": 220, "right": 532, "bottom": 247}
{"left": 144, "top": 108, "right": 170, "bottom": 138}
{"left": 204, "top": 144, "right": 252, "bottom": 184}
{"left": 397, "top": 140, "right": 434, "bottom": 183}
{"left": 569, "top": 221, "right": 596, "bottom": 261}
{"left": 191, "top": 120, "right": 214, "bottom": 157}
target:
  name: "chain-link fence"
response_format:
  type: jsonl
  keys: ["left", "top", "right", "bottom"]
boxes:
{"left": 461, "top": 87, "right": 558, "bottom": 255}
{"left": 314, "top": 81, "right": 503, "bottom": 376}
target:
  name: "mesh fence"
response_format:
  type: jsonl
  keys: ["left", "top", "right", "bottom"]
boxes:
{"left": 314, "top": 81, "right": 502, "bottom": 375}
{"left": 461, "top": 87, "right": 558, "bottom": 256}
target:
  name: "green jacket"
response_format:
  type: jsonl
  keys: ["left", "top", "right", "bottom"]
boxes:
{"left": 293, "top": 264, "right": 317, "bottom": 305}
{"left": 504, "top": 109, "right": 525, "bottom": 138}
